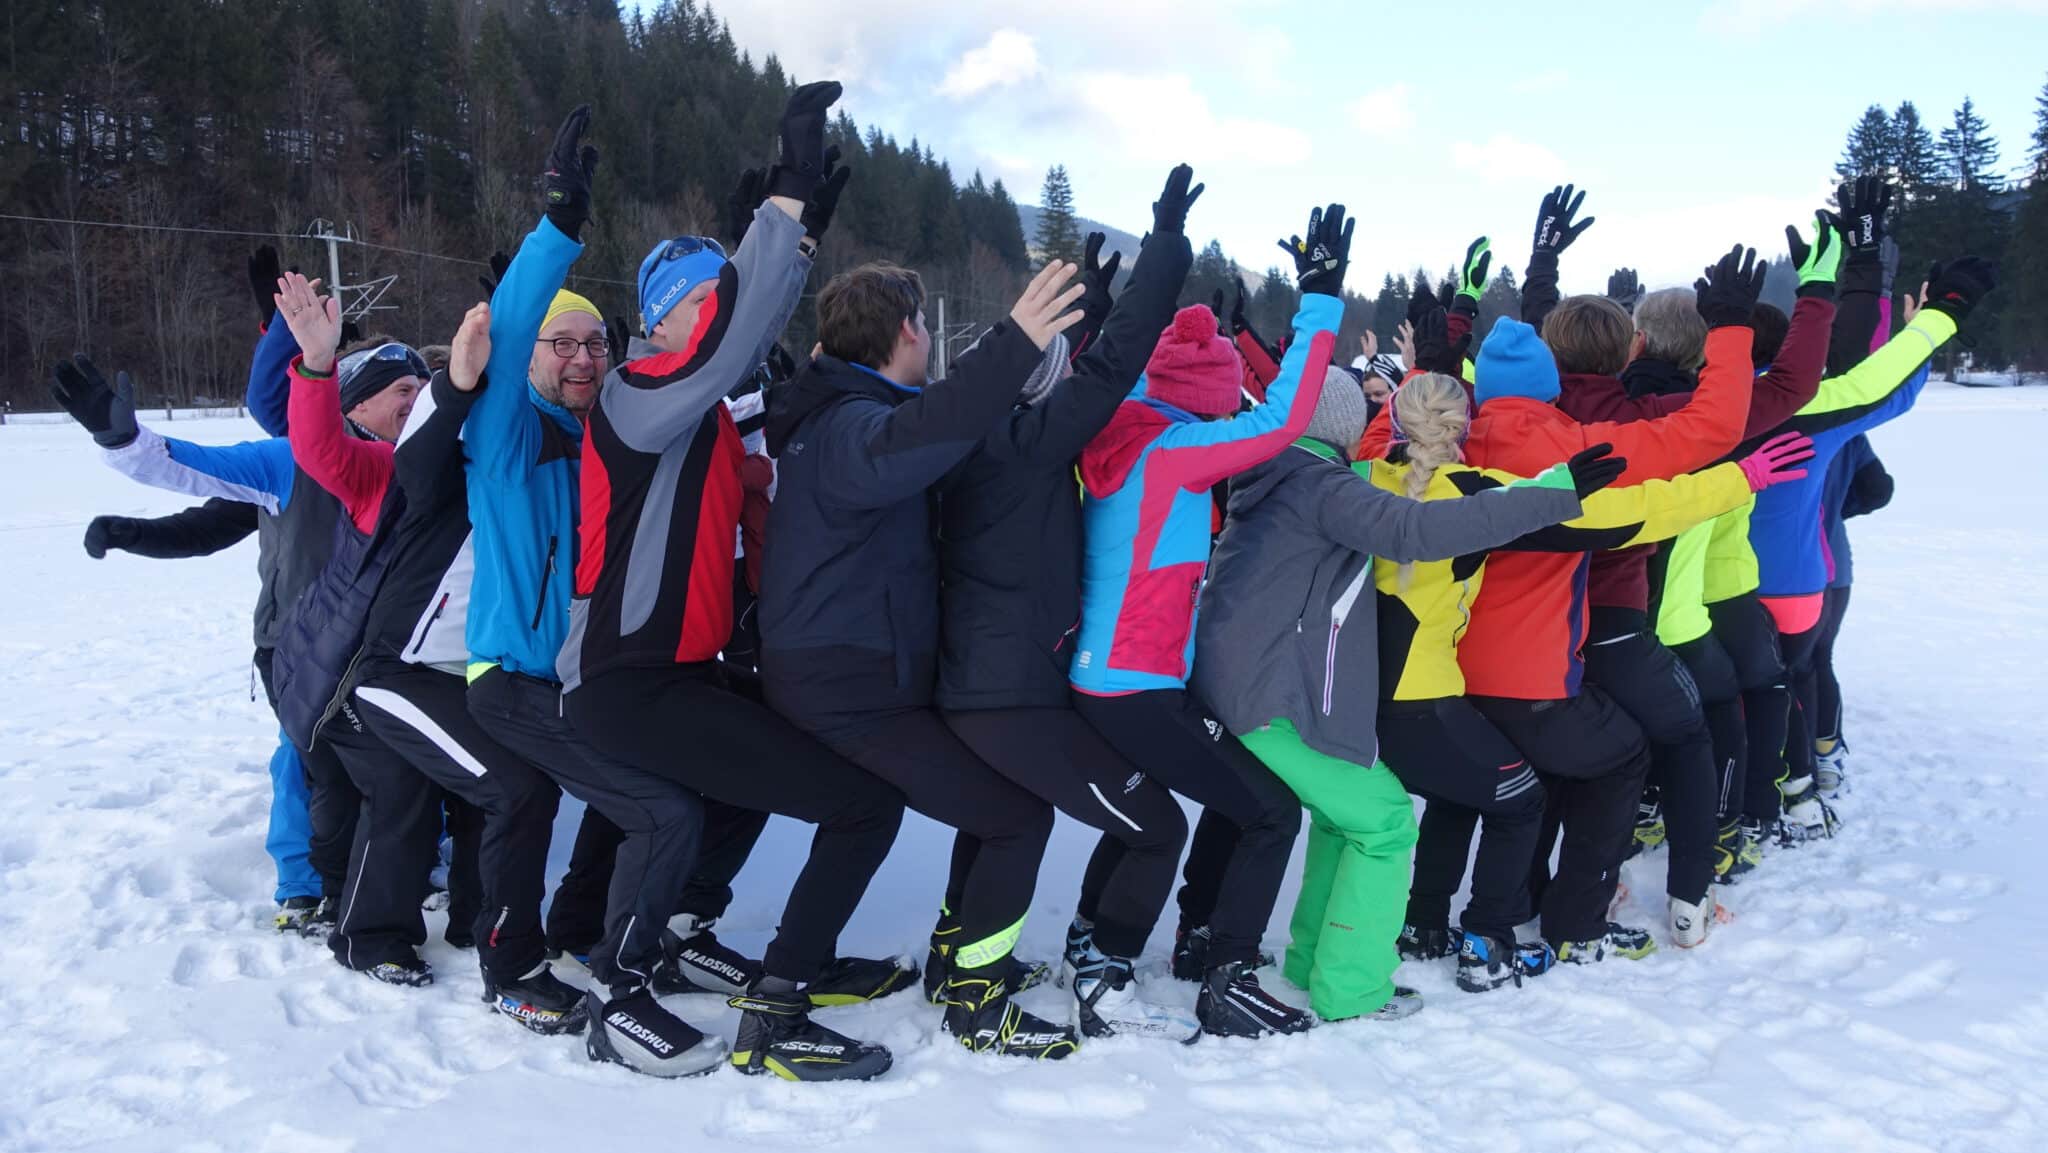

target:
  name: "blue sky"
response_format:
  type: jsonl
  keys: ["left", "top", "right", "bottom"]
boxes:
{"left": 700, "top": 0, "right": 2048, "bottom": 292}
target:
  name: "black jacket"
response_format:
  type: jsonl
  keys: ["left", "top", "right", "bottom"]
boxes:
{"left": 758, "top": 324, "right": 1044, "bottom": 733}
{"left": 358, "top": 371, "right": 480, "bottom": 674}
{"left": 934, "top": 232, "right": 1192, "bottom": 711}
{"left": 110, "top": 498, "right": 259, "bottom": 559}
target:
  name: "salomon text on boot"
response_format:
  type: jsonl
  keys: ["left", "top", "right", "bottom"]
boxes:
{"left": 483, "top": 962, "right": 589, "bottom": 1035}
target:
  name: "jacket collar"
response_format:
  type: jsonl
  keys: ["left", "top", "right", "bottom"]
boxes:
{"left": 1620, "top": 356, "right": 1697, "bottom": 398}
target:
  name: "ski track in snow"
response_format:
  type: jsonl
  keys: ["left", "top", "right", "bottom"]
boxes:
{"left": 3, "top": 385, "right": 2045, "bottom": 1152}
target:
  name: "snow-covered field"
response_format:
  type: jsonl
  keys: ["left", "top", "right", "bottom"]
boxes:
{"left": 4, "top": 383, "right": 2045, "bottom": 1153}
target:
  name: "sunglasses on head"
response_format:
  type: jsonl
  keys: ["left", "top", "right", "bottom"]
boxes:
{"left": 337, "top": 342, "right": 429, "bottom": 384}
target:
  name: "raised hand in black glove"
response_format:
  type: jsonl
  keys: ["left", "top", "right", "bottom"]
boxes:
{"left": 1228, "top": 281, "right": 1249, "bottom": 338}
{"left": 727, "top": 167, "right": 766, "bottom": 246}
{"left": 1151, "top": 163, "right": 1203, "bottom": 236}
{"left": 801, "top": 145, "right": 852, "bottom": 243}
{"left": 765, "top": 342, "right": 798, "bottom": 384}
{"left": 1278, "top": 202, "right": 1353, "bottom": 297}
{"left": 1606, "top": 267, "right": 1643, "bottom": 309}
{"left": 543, "top": 104, "right": 600, "bottom": 241}
{"left": 606, "top": 314, "right": 633, "bottom": 363}
{"left": 1567, "top": 443, "right": 1628, "bottom": 497}
{"left": 1209, "top": 289, "right": 1226, "bottom": 325}
{"left": 767, "top": 80, "right": 843, "bottom": 201}
{"left": 1073, "top": 232, "right": 1121, "bottom": 350}
{"left": 1836, "top": 175, "right": 1892, "bottom": 262}
{"left": 477, "top": 250, "right": 512, "bottom": 298}
{"left": 1533, "top": 184, "right": 1594, "bottom": 259}
{"left": 1923, "top": 256, "right": 1999, "bottom": 322}
{"left": 1693, "top": 244, "right": 1766, "bottom": 328}
{"left": 83, "top": 516, "right": 137, "bottom": 559}
{"left": 248, "top": 246, "right": 283, "bottom": 328}
{"left": 49, "top": 355, "right": 139, "bottom": 448}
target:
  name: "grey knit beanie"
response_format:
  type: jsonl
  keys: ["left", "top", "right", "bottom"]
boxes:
{"left": 1304, "top": 365, "right": 1369, "bottom": 455}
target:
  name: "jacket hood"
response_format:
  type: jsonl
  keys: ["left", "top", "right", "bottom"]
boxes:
{"left": 1077, "top": 396, "right": 1174, "bottom": 495}
{"left": 1224, "top": 439, "right": 1326, "bottom": 517}
{"left": 765, "top": 354, "right": 909, "bottom": 456}
{"left": 1621, "top": 356, "right": 1697, "bottom": 398}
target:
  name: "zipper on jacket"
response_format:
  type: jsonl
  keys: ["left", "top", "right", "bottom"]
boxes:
{"left": 411, "top": 592, "right": 451, "bottom": 656}
{"left": 1054, "top": 618, "right": 1079, "bottom": 653}
{"left": 531, "top": 536, "right": 557, "bottom": 631}
{"left": 1322, "top": 568, "right": 1372, "bottom": 716}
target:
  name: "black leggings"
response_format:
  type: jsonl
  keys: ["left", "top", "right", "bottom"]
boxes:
{"left": 1670, "top": 631, "right": 1746, "bottom": 824}
{"left": 566, "top": 664, "right": 905, "bottom": 983}
{"left": 1471, "top": 690, "right": 1648, "bottom": 945}
{"left": 1073, "top": 689, "right": 1302, "bottom": 969}
{"left": 351, "top": 663, "right": 561, "bottom": 977}
{"left": 1710, "top": 594, "right": 1793, "bottom": 824}
{"left": 941, "top": 706, "right": 1189, "bottom": 959}
{"left": 797, "top": 707, "right": 1054, "bottom": 975}
{"left": 1377, "top": 697, "right": 1543, "bottom": 942}
{"left": 1582, "top": 621, "right": 1717, "bottom": 905}
{"left": 1809, "top": 584, "right": 1853, "bottom": 748}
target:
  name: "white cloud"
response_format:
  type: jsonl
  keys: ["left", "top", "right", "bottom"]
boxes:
{"left": 1450, "top": 135, "right": 1569, "bottom": 185}
{"left": 937, "top": 29, "right": 1041, "bottom": 99}
{"left": 1699, "top": 0, "right": 2048, "bottom": 35}
{"left": 1074, "top": 70, "right": 1312, "bottom": 168}
{"left": 1349, "top": 83, "right": 1414, "bottom": 138}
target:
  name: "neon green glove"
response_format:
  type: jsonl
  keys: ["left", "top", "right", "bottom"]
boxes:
{"left": 1458, "top": 236, "right": 1492, "bottom": 303}
{"left": 1788, "top": 212, "right": 1842, "bottom": 287}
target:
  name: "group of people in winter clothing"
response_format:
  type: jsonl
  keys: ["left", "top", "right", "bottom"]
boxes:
{"left": 53, "top": 82, "right": 1993, "bottom": 1082}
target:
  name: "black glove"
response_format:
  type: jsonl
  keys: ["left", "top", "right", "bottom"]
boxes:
{"left": 765, "top": 342, "right": 798, "bottom": 384}
{"left": 1567, "top": 443, "right": 1628, "bottom": 497}
{"left": 1693, "top": 245, "right": 1766, "bottom": 328}
{"left": 1074, "top": 232, "right": 1121, "bottom": 345}
{"left": 801, "top": 146, "right": 851, "bottom": 242}
{"left": 83, "top": 515, "right": 137, "bottom": 559}
{"left": 543, "top": 104, "right": 600, "bottom": 241}
{"left": 1228, "top": 282, "right": 1249, "bottom": 338}
{"left": 1606, "top": 267, "right": 1643, "bottom": 309}
{"left": 1209, "top": 289, "right": 1226, "bottom": 325}
{"left": 726, "top": 167, "right": 766, "bottom": 246}
{"left": 477, "top": 250, "right": 512, "bottom": 298}
{"left": 767, "top": 80, "right": 842, "bottom": 201}
{"left": 1923, "top": 256, "right": 1999, "bottom": 322}
{"left": 1843, "top": 457, "right": 1894, "bottom": 518}
{"left": 1151, "top": 163, "right": 1203, "bottom": 236}
{"left": 1836, "top": 176, "right": 1892, "bottom": 263}
{"left": 1278, "top": 203, "right": 1353, "bottom": 297}
{"left": 248, "top": 246, "right": 282, "bottom": 329}
{"left": 1533, "top": 184, "right": 1594, "bottom": 259}
{"left": 49, "top": 355, "right": 139, "bottom": 448}
{"left": 605, "top": 314, "right": 632, "bottom": 363}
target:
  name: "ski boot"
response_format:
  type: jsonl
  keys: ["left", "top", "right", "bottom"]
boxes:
{"left": 802, "top": 955, "right": 919, "bottom": 1007}
{"left": 482, "top": 962, "right": 589, "bottom": 1034}
{"left": 1457, "top": 931, "right": 1555, "bottom": 992}
{"left": 729, "top": 982, "right": 892, "bottom": 1081}
{"left": 585, "top": 985, "right": 726, "bottom": 1077}
{"left": 1068, "top": 936, "right": 1199, "bottom": 1039}
{"left": 1777, "top": 777, "right": 1841, "bottom": 846}
{"left": 1057, "top": 915, "right": 1096, "bottom": 988}
{"left": 1714, "top": 819, "right": 1762, "bottom": 884}
{"left": 349, "top": 951, "right": 433, "bottom": 988}
{"left": 1396, "top": 923, "right": 1460, "bottom": 962}
{"left": 941, "top": 963, "right": 1079, "bottom": 1060}
{"left": 1170, "top": 922, "right": 1275, "bottom": 982}
{"left": 1358, "top": 987, "right": 1424, "bottom": 1022}
{"left": 1629, "top": 801, "right": 1666, "bottom": 861}
{"left": 274, "top": 896, "right": 322, "bottom": 933}
{"left": 1669, "top": 889, "right": 1731, "bottom": 950}
{"left": 923, "top": 913, "right": 1049, "bottom": 1004}
{"left": 652, "top": 915, "right": 761, "bottom": 996}
{"left": 1814, "top": 738, "right": 1849, "bottom": 798}
{"left": 1554, "top": 923, "right": 1658, "bottom": 965}
{"left": 1195, "top": 961, "right": 1313, "bottom": 1038}
{"left": 296, "top": 896, "right": 339, "bottom": 941}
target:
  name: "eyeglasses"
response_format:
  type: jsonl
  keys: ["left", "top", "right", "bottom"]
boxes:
{"left": 338, "top": 342, "right": 429, "bottom": 385}
{"left": 656, "top": 235, "right": 726, "bottom": 263}
{"left": 537, "top": 337, "right": 612, "bottom": 360}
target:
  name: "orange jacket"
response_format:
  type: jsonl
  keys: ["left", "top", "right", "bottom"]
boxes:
{"left": 1440, "top": 326, "right": 1755, "bottom": 699}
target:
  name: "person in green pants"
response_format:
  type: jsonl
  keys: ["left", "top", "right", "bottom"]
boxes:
{"left": 1192, "top": 365, "right": 1618, "bottom": 1021}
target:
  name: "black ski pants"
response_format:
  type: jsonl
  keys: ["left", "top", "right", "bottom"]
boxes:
{"left": 1710, "top": 593, "right": 1795, "bottom": 824}
{"left": 1471, "top": 690, "right": 1648, "bottom": 946}
{"left": 255, "top": 645, "right": 358, "bottom": 897}
{"left": 941, "top": 705, "right": 1189, "bottom": 960}
{"left": 351, "top": 662, "right": 562, "bottom": 978}
{"left": 467, "top": 666, "right": 702, "bottom": 993}
{"left": 1670, "top": 631, "right": 1747, "bottom": 825}
{"left": 1377, "top": 697, "right": 1544, "bottom": 943}
{"left": 1073, "top": 688, "right": 1303, "bottom": 969}
{"left": 784, "top": 705, "right": 1053, "bottom": 975}
{"left": 543, "top": 666, "right": 773, "bottom": 957}
{"left": 321, "top": 695, "right": 440, "bottom": 972}
{"left": 1809, "top": 584, "right": 1853, "bottom": 748}
{"left": 1583, "top": 619, "right": 1717, "bottom": 905}
{"left": 566, "top": 664, "right": 905, "bottom": 983}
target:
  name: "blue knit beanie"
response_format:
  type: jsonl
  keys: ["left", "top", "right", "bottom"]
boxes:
{"left": 637, "top": 236, "right": 729, "bottom": 336}
{"left": 1473, "top": 319, "right": 1560, "bottom": 406}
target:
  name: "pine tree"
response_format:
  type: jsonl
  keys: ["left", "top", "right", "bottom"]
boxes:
{"left": 2032, "top": 72, "right": 2048, "bottom": 183}
{"left": 1837, "top": 104, "right": 1895, "bottom": 181}
{"left": 986, "top": 178, "right": 1030, "bottom": 270}
{"left": 1034, "top": 164, "right": 1084, "bottom": 268}
{"left": 1371, "top": 273, "right": 1409, "bottom": 347}
{"left": 1939, "top": 97, "right": 2003, "bottom": 192}
{"left": 1253, "top": 266, "right": 1297, "bottom": 338}
{"left": 1182, "top": 239, "right": 1238, "bottom": 311}
{"left": 1891, "top": 101, "right": 1940, "bottom": 208}
{"left": 2003, "top": 74, "right": 2048, "bottom": 371}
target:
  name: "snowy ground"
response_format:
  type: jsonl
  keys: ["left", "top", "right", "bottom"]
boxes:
{"left": 3, "top": 383, "right": 2045, "bottom": 1153}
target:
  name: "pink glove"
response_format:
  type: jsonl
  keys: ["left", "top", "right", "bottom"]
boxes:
{"left": 1737, "top": 431, "right": 1816, "bottom": 492}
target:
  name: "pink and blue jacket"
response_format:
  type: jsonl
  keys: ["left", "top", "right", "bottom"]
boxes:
{"left": 1069, "top": 292, "right": 1339, "bottom": 695}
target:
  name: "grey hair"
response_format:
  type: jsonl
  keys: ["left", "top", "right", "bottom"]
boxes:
{"left": 1633, "top": 287, "right": 1708, "bottom": 371}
